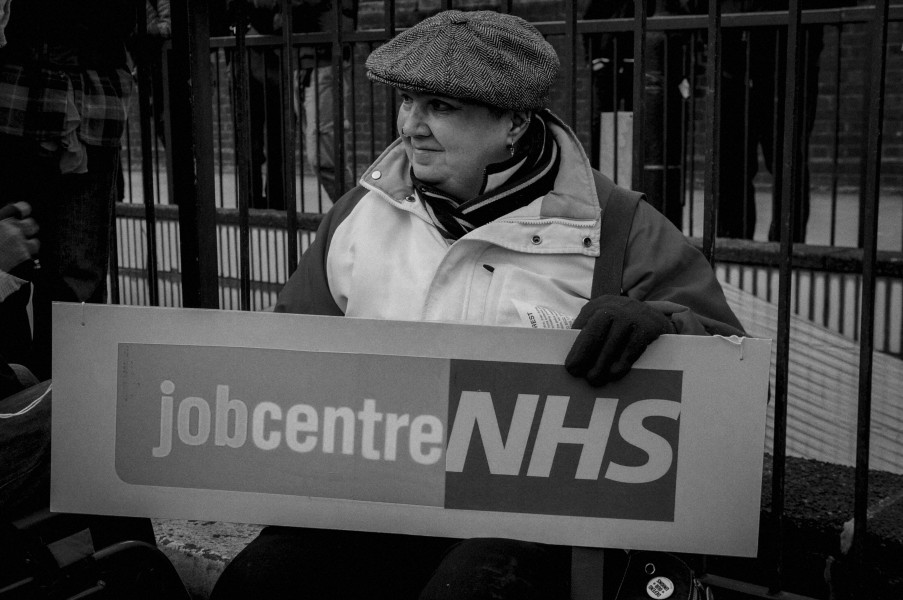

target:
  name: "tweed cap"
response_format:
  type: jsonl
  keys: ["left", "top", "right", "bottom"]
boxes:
{"left": 366, "top": 10, "right": 560, "bottom": 111}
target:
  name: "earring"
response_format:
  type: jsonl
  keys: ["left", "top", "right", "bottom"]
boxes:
{"left": 506, "top": 143, "right": 515, "bottom": 157}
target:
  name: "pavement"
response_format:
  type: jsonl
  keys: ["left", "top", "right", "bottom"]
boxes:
{"left": 152, "top": 520, "right": 262, "bottom": 600}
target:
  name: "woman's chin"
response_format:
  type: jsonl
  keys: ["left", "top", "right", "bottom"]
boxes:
{"left": 412, "top": 166, "right": 442, "bottom": 185}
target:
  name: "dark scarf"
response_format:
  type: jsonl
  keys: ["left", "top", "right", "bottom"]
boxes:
{"left": 411, "top": 110, "right": 561, "bottom": 241}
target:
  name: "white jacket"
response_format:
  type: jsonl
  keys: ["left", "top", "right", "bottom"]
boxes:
{"left": 276, "top": 111, "right": 743, "bottom": 337}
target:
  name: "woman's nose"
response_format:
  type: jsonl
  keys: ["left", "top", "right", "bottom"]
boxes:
{"left": 399, "top": 104, "right": 428, "bottom": 138}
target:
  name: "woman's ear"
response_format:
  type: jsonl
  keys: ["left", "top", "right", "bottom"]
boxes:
{"left": 508, "top": 110, "right": 532, "bottom": 144}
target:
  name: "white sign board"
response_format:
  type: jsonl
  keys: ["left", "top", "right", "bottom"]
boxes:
{"left": 52, "top": 303, "right": 770, "bottom": 556}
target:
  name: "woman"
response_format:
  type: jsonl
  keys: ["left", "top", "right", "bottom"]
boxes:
{"left": 211, "top": 10, "right": 742, "bottom": 600}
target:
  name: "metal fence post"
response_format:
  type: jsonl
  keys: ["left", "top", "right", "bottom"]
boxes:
{"left": 853, "top": 0, "right": 891, "bottom": 591}
{"left": 169, "top": 0, "right": 219, "bottom": 308}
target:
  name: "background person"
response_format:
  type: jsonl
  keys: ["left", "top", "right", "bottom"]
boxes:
{"left": 289, "top": 0, "right": 357, "bottom": 203}
{"left": 0, "top": 0, "right": 135, "bottom": 381}
{"left": 211, "top": 10, "right": 744, "bottom": 600}
{"left": 231, "top": 0, "right": 357, "bottom": 209}
{"left": 713, "top": 0, "right": 848, "bottom": 241}
{"left": 0, "top": 205, "right": 156, "bottom": 573}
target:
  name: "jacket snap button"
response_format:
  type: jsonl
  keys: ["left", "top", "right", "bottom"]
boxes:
{"left": 583, "top": 237, "right": 592, "bottom": 248}
{"left": 531, "top": 235, "right": 542, "bottom": 245}
{"left": 404, "top": 195, "right": 415, "bottom": 202}
{"left": 371, "top": 170, "right": 382, "bottom": 180}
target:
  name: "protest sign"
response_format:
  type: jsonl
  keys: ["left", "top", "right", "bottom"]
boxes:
{"left": 52, "top": 303, "right": 770, "bottom": 556}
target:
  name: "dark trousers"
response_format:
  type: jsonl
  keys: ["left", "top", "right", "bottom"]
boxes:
{"left": 717, "top": 24, "right": 823, "bottom": 242}
{"left": 247, "top": 47, "right": 286, "bottom": 210}
{"left": 210, "top": 527, "right": 572, "bottom": 600}
{"left": 0, "top": 134, "right": 119, "bottom": 380}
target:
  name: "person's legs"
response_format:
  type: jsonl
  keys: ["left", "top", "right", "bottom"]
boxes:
{"left": 419, "top": 538, "right": 571, "bottom": 600}
{"left": 717, "top": 28, "right": 758, "bottom": 240}
{"left": 247, "top": 47, "right": 269, "bottom": 209}
{"left": 303, "top": 63, "right": 355, "bottom": 203}
{"left": 211, "top": 527, "right": 456, "bottom": 600}
{"left": 28, "top": 144, "right": 118, "bottom": 379}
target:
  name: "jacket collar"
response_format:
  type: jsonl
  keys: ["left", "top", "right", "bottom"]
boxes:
{"left": 358, "top": 109, "right": 600, "bottom": 223}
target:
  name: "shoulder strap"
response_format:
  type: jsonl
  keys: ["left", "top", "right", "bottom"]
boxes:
{"left": 590, "top": 170, "right": 643, "bottom": 298}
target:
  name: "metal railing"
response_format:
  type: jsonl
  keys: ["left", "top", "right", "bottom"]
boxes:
{"left": 114, "top": 1, "right": 903, "bottom": 597}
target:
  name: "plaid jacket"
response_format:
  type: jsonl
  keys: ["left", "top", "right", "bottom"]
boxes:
{"left": 0, "top": 59, "right": 132, "bottom": 147}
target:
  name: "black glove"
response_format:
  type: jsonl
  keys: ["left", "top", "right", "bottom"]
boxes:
{"left": 565, "top": 295, "right": 675, "bottom": 386}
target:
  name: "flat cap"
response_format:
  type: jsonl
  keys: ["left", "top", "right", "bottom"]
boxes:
{"left": 366, "top": 10, "right": 560, "bottom": 111}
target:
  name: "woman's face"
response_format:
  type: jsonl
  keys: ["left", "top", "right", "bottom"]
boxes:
{"left": 396, "top": 91, "right": 514, "bottom": 200}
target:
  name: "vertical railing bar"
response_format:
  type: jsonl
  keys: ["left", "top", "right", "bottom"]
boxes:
{"left": 631, "top": 0, "right": 647, "bottom": 193}
{"left": 854, "top": 273, "right": 861, "bottom": 342}
{"left": 170, "top": 0, "right": 219, "bottom": 308}
{"left": 256, "top": 227, "right": 264, "bottom": 309}
{"left": 216, "top": 49, "right": 226, "bottom": 207}
{"left": 109, "top": 200, "right": 120, "bottom": 304}
{"left": 663, "top": 38, "right": 671, "bottom": 219}
{"left": 679, "top": 38, "right": 687, "bottom": 230}
{"left": 124, "top": 113, "right": 133, "bottom": 204}
{"left": 742, "top": 30, "right": 751, "bottom": 239}
{"left": 839, "top": 272, "right": 847, "bottom": 336}
{"left": 332, "top": 0, "right": 348, "bottom": 199}
{"left": 852, "top": 0, "right": 890, "bottom": 590}
{"left": 217, "top": 226, "right": 225, "bottom": 298}
{"left": 882, "top": 279, "right": 891, "bottom": 353}
{"left": 368, "top": 43, "right": 377, "bottom": 162}
{"left": 898, "top": 279, "right": 903, "bottom": 357}
{"left": 565, "top": 0, "right": 578, "bottom": 129}
{"left": 613, "top": 37, "right": 620, "bottom": 185}
{"left": 232, "top": 0, "right": 253, "bottom": 310}
{"left": 136, "top": 0, "right": 160, "bottom": 306}
{"left": 161, "top": 43, "right": 175, "bottom": 207}
{"left": 153, "top": 111, "right": 161, "bottom": 204}
{"left": 350, "top": 46, "right": 358, "bottom": 180}
{"left": 829, "top": 23, "right": 841, "bottom": 247}
{"left": 295, "top": 50, "right": 307, "bottom": 221}
{"left": 770, "top": 31, "right": 783, "bottom": 242}
{"left": 229, "top": 226, "right": 237, "bottom": 304}
{"left": 802, "top": 28, "right": 813, "bottom": 244}
{"left": 313, "top": 51, "right": 325, "bottom": 210}
{"left": 687, "top": 31, "right": 698, "bottom": 236}
{"left": 281, "top": 0, "right": 300, "bottom": 276}
{"left": 130, "top": 220, "right": 138, "bottom": 301}
{"left": 771, "top": 0, "right": 804, "bottom": 593}
{"left": 588, "top": 33, "right": 598, "bottom": 168}
{"left": 383, "top": 0, "right": 397, "bottom": 149}
{"left": 702, "top": 0, "right": 722, "bottom": 265}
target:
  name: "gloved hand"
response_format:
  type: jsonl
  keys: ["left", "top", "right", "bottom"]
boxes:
{"left": 565, "top": 295, "right": 675, "bottom": 386}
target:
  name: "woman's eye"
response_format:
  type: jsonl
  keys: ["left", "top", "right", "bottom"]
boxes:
{"left": 430, "top": 101, "right": 453, "bottom": 112}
